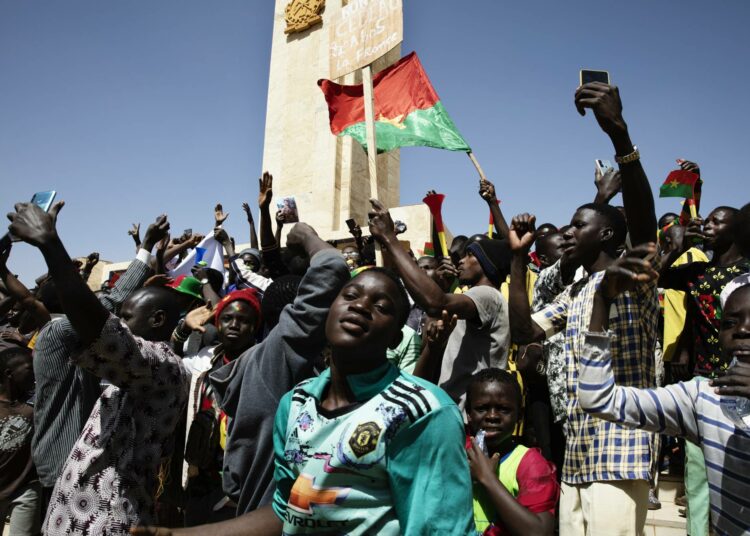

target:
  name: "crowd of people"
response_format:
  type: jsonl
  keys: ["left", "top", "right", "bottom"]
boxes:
{"left": 1, "top": 81, "right": 749, "bottom": 536}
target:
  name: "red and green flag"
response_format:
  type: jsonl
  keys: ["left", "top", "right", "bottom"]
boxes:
{"left": 659, "top": 169, "right": 700, "bottom": 199}
{"left": 318, "top": 52, "right": 470, "bottom": 153}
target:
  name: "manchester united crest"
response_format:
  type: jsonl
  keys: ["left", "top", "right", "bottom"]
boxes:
{"left": 348, "top": 421, "right": 381, "bottom": 457}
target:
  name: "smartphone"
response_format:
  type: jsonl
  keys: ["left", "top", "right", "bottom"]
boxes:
{"left": 1, "top": 191, "right": 58, "bottom": 252}
{"left": 580, "top": 69, "right": 610, "bottom": 85}
{"left": 346, "top": 218, "right": 357, "bottom": 230}
{"left": 30, "top": 190, "right": 56, "bottom": 212}
{"left": 183, "top": 228, "right": 193, "bottom": 237}
{"left": 595, "top": 159, "right": 614, "bottom": 176}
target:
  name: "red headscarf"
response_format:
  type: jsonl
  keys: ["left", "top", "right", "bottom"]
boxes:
{"left": 213, "top": 288, "right": 262, "bottom": 330}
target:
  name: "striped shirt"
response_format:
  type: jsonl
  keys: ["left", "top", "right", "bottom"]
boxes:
{"left": 531, "top": 268, "right": 658, "bottom": 484}
{"left": 579, "top": 332, "right": 750, "bottom": 535}
{"left": 31, "top": 250, "right": 151, "bottom": 487}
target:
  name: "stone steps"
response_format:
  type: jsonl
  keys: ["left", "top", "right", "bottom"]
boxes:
{"left": 646, "top": 472, "right": 687, "bottom": 536}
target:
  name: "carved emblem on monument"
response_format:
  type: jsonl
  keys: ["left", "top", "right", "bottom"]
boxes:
{"left": 284, "top": 0, "right": 325, "bottom": 34}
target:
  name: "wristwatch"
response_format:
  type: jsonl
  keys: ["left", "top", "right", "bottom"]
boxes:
{"left": 615, "top": 145, "right": 640, "bottom": 165}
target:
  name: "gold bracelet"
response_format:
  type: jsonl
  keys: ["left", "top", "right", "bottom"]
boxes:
{"left": 615, "top": 145, "right": 640, "bottom": 165}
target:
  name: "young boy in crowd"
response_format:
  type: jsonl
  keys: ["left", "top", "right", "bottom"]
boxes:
{"left": 465, "top": 368, "right": 559, "bottom": 536}
{"left": 134, "top": 251, "right": 475, "bottom": 535}
{"left": 578, "top": 244, "right": 750, "bottom": 535}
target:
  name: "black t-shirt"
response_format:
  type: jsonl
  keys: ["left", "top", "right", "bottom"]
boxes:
{"left": 0, "top": 399, "right": 36, "bottom": 499}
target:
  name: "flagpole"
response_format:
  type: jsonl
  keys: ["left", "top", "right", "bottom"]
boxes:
{"left": 467, "top": 151, "right": 488, "bottom": 183}
{"left": 362, "top": 63, "right": 384, "bottom": 266}
{"left": 362, "top": 65, "right": 378, "bottom": 199}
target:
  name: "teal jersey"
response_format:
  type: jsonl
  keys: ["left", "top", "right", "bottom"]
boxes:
{"left": 272, "top": 362, "right": 475, "bottom": 535}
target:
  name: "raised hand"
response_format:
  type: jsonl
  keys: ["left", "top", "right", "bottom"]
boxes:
{"left": 677, "top": 158, "right": 701, "bottom": 177}
{"left": 574, "top": 82, "right": 627, "bottom": 137}
{"left": 128, "top": 223, "right": 141, "bottom": 240}
{"left": 435, "top": 257, "right": 459, "bottom": 284}
{"left": 85, "top": 252, "right": 100, "bottom": 267}
{"left": 258, "top": 172, "right": 273, "bottom": 209}
{"left": 594, "top": 167, "right": 622, "bottom": 203}
{"left": 142, "top": 215, "right": 170, "bottom": 252}
{"left": 214, "top": 203, "right": 229, "bottom": 227}
{"left": 508, "top": 213, "right": 536, "bottom": 253}
{"left": 185, "top": 305, "right": 213, "bottom": 333}
{"left": 187, "top": 233, "right": 204, "bottom": 247}
{"left": 367, "top": 198, "right": 396, "bottom": 242}
{"left": 599, "top": 243, "right": 658, "bottom": 299}
{"left": 423, "top": 310, "right": 458, "bottom": 350}
{"left": 478, "top": 178, "right": 497, "bottom": 202}
{"left": 242, "top": 202, "right": 254, "bottom": 222}
{"left": 213, "top": 227, "right": 230, "bottom": 247}
{"left": 7, "top": 201, "right": 65, "bottom": 248}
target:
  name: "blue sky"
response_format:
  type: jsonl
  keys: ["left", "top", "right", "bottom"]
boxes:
{"left": 2, "top": 0, "right": 749, "bottom": 284}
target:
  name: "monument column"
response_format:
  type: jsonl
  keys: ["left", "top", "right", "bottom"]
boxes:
{"left": 262, "top": 0, "right": 400, "bottom": 239}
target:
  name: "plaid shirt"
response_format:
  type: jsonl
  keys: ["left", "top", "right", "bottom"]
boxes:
{"left": 532, "top": 269, "right": 658, "bottom": 484}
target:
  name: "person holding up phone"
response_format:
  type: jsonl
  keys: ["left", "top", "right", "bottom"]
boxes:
{"left": 508, "top": 81, "right": 659, "bottom": 536}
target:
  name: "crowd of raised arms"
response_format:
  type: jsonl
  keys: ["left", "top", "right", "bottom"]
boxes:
{"left": 1, "top": 81, "right": 749, "bottom": 536}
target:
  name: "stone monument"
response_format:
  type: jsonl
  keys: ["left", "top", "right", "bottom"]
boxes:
{"left": 263, "top": 0, "right": 435, "bottom": 247}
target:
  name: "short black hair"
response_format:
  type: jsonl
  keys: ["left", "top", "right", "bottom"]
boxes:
{"left": 576, "top": 202, "right": 628, "bottom": 255}
{"left": 261, "top": 275, "right": 303, "bottom": 329}
{"left": 535, "top": 231, "right": 561, "bottom": 260}
{"left": 658, "top": 212, "right": 679, "bottom": 229}
{"left": 351, "top": 267, "right": 410, "bottom": 328}
{"left": 733, "top": 203, "right": 750, "bottom": 257}
{"left": 465, "top": 367, "right": 522, "bottom": 412}
{"left": 0, "top": 346, "right": 32, "bottom": 372}
{"left": 129, "top": 286, "right": 183, "bottom": 330}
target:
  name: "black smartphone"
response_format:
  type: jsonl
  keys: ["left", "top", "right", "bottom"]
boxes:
{"left": 346, "top": 218, "right": 357, "bottom": 230}
{"left": 183, "top": 228, "right": 193, "bottom": 237}
{"left": 580, "top": 69, "right": 610, "bottom": 85}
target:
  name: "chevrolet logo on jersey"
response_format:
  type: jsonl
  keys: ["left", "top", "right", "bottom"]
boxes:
{"left": 288, "top": 474, "right": 350, "bottom": 515}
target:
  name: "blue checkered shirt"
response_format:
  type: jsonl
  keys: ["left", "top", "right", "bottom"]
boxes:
{"left": 531, "top": 269, "right": 659, "bottom": 484}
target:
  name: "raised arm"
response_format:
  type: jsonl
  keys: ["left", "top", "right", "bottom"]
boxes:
{"left": 0, "top": 246, "right": 50, "bottom": 328}
{"left": 578, "top": 244, "right": 698, "bottom": 438}
{"left": 368, "top": 199, "right": 479, "bottom": 320}
{"left": 98, "top": 215, "right": 168, "bottom": 314}
{"left": 9, "top": 202, "right": 108, "bottom": 346}
{"left": 79, "top": 252, "right": 99, "bottom": 282}
{"left": 127, "top": 222, "right": 141, "bottom": 253}
{"left": 508, "top": 214, "right": 546, "bottom": 344}
{"left": 479, "top": 179, "right": 510, "bottom": 239}
{"left": 258, "top": 172, "right": 276, "bottom": 249}
{"left": 575, "top": 83, "right": 656, "bottom": 245}
{"left": 412, "top": 310, "right": 457, "bottom": 382}
{"left": 274, "top": 210, "right": 284, "bottom": 249}
{"left": 242, "top": 202, "right": 259, "bottom": 250}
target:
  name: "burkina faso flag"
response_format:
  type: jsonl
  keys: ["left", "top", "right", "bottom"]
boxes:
{"left": 318, "top": 52, "right": 470, "bottom": 153}
{"left": 659, "top": 169, "right": 700, "bottom": 199}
